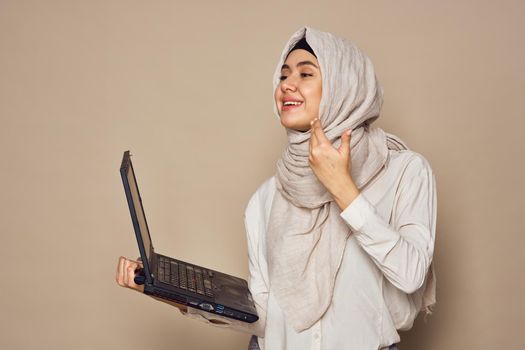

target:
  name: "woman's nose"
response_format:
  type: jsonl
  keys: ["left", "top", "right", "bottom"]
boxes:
{"left": 281, "top": 76, "right": 298, "bottom": 92}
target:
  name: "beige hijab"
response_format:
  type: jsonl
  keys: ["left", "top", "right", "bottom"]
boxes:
{"left": 267, "top": 26, "right": 436, "bottom": 332}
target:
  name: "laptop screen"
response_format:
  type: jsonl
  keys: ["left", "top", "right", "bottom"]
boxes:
{"left": 120, "top": 151, "right": 154, "bottom": 280}
{"left": 126, "top": 163, "right": 152, "bottom": 258}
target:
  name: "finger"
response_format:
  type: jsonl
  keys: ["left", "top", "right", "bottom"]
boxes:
{"left": 123, "top": 259, "right": 138, "bottom": 287}
{"left": 126, "top": 261, "right": 145, "bottom": 292}
{"left": 116, "top": 256, "right": 126, "bottom": 286}
{"left": 309, "top": 118, "right": 318, "bottom": 149}
{"left": 311, "top": 118, "right": 330, "bottom": 145}
{"left": 123, "top": 259, "right": 133, "bottom": 286}
{"left": 126, "top": 262, "right": 139, "bottom": 288}
{"left": 122, "top": 258, "right": 129, "bottom": 286}
{"left": 339, "top": 129, "right": 352, "bottom": 157}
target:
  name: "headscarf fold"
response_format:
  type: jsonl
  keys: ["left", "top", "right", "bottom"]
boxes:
{"left": 266, "top": 26, "right": 436, "bottom": 332}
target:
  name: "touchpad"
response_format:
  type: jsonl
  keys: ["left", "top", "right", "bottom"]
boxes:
{"left": 213, "top": 274, "right": 252, "bottom": 309}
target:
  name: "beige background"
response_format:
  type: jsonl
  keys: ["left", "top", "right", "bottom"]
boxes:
{"left": 1, "top": 1, "right": 524, "bottom": 349}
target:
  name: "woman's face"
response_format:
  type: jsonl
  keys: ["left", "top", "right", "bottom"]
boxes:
{"left": 274, "top": 49, "right": 322, "bottom": 132}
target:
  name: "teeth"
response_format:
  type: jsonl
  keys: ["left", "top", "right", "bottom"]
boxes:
{"left": 284, "top": 101, "right": 303, "bottom": 106}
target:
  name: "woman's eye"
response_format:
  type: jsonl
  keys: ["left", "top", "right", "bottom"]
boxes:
{"left": 279, "top": 73, "right": 313, "bottom": 81}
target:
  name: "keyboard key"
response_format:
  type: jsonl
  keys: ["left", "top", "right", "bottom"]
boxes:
{"left": 195, "top": 269, "right": 205, "bottom": 295}
{"left": 187, "top": 266, "right": 196, "bottom": 292}
{"left": 179, "top": 263, "right": 187, "bottom": 289}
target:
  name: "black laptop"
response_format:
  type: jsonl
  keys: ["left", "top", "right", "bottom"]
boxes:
{"left": 120, "top": 150, "right": 258, "bottom": 323}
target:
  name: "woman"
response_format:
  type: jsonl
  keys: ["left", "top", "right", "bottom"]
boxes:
{"left": 116, "top": 26, "right": 437, "bottom": 350}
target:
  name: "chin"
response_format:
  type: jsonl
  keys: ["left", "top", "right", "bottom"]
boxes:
{"left": 281, "top": 121, "right": 308, "bottom": 132}
{"left": 280, "top": 115, "right": 310, "bottom": 132}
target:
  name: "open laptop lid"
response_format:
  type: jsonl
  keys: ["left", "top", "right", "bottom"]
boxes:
{"left": 120, "top": 150, "right": 155, "bottom": 284}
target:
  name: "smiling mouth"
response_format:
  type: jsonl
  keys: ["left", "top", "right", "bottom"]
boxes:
{"left": 282, "top": 101, "right": 304, "bottom": 111}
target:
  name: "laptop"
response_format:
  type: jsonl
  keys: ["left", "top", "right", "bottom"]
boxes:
{"left": 120, "top": 150, "right": 258, "bottom": 323}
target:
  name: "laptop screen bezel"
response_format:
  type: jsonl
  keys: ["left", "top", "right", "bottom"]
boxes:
{"left": 120, "top": 150, "right": 154, "bottom": 284}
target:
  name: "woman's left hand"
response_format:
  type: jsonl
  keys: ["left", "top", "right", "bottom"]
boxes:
{"left": 309, "top": 118, "right": 360, "bottom": 210}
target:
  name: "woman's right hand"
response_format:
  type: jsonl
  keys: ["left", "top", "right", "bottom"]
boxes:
{"left": 115, "top": 256, "right": 188, "bottom": 313}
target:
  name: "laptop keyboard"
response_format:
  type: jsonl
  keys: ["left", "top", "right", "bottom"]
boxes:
{"left": 158, "top": 256, "right": 214, "bottom": 298}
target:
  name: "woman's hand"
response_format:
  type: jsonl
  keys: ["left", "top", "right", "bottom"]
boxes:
{"left": 308, "top": 118, "right": 360, "bottom": 210}
{"left": 115, "top": 256, "right": 188, "bottom": 312}
{"left": 115, "top": 256, "right": 145, "bottom": 293}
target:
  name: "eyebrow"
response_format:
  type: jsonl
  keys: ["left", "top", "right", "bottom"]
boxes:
{"left": 281, "top": 61, "right": 319, "bottom": 71}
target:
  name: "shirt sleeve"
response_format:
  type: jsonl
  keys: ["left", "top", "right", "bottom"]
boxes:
{"left": 339, "top": 154, "right": 437, "bottom": 294}
{"left": 176, "top": 191, "right": 268, "bottom": 338}
{"left": 243, "top": 189, "right": 269, "bottom": 337}
{"left": 178, "top": 307, "right": 264, "bottom": 337}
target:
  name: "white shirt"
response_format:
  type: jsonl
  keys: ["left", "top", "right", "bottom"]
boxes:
{"left": 181, "top": 149, "right": 437, "bottom": 350}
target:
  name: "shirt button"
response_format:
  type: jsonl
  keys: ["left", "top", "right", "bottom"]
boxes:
{"left": 313, "top": 333, "right": 320, "bottom": 340}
